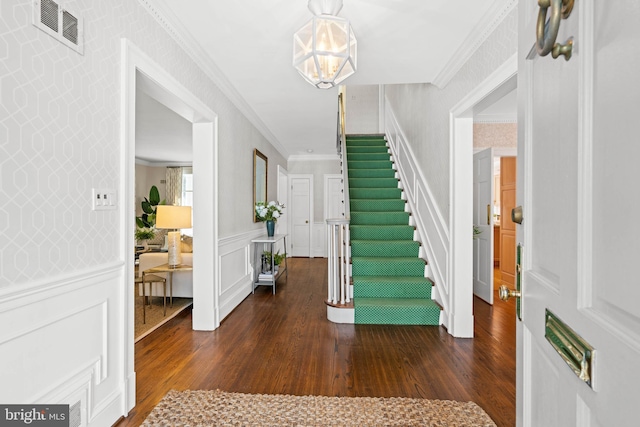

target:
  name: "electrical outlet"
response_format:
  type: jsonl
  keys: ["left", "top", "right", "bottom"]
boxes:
{"left": 92, "top": 188, "right": 117, "bottom": 211}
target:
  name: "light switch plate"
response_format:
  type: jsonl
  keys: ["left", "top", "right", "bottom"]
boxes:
{"left": 92, "top": 188, "right": 116, "bottom": 210}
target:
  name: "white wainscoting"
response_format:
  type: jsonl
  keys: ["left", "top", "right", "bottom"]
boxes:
{"left": 0, "top": 263, "right": 126, "bottom": 427}
{"left": 217, "top": 229, "right": 266, "bottom": 321}
{"left": 384, "top": 103, "right": 450, "bottom": 324}
{"left": 312, "top": 222, "right": 326, "bottom": 258}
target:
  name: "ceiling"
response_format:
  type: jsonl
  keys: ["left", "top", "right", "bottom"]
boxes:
{"left": 139, "top": 0, "right": 507, "bottom": 159}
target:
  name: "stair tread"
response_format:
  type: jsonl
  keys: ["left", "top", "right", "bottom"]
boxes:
{"left": 355, "top": 297, "right": 439, "bottom": 307}
{"left": 352, "top": 275, "right": 431, "bottom": 282}
{"left": 351, "top": 240, "right": 419, "bottom": 245}
{"left": 352, "top": 256, "right": 426, "bottom": 262}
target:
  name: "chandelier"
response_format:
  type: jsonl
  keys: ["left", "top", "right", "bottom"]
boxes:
{"left": 293, "top": 0, "right": 357, "bottom": 89}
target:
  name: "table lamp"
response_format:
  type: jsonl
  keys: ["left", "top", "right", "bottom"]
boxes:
{"left": 156, "top": 205, "right": 192, "bottom": 267}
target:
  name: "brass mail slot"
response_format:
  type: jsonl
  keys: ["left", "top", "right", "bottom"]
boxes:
{"left": 545, "top": 309, "right": 596, "bottom": 389}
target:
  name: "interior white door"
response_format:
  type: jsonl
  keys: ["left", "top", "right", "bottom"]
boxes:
{"left": 473, "top": 148, "right": 494, "bottom": 304}
{"left": 290, "top": 175, "right": 312, "bottom": 257}
{"left": 516, "top": 2, "right": 640, "bottom": 425}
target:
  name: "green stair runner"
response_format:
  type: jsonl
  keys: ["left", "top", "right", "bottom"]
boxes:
{"left": 347, "top": 135, "right": 440, "bottom": 325}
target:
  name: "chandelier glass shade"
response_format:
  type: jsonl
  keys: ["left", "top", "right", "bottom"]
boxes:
{"left": 293, "top": 13, "right": 357, "bottom": 89}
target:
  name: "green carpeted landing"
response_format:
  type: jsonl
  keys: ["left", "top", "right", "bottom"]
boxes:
{"left": 347, "top": 135, "right": 440, "bottom": 325}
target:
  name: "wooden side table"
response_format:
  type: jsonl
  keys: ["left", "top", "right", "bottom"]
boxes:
{"left": 141, "top": 263, "right": 193, "bottom": 322}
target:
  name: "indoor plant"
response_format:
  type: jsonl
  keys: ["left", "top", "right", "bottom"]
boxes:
{"left": 136, "top": 185, "right": 166, "bottom": 229}
{"left": 255, "top": 201, "right": 285, "bottom": 237}
{"left": 135, "top": 227, "right": 156, "bottom": 248}
{"left": 263, "top": 250, "right": 286, "bottom": 267}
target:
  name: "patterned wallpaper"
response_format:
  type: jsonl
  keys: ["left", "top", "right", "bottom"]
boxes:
{"left": 385, "top": 3, "right": 518, "bottom": 225}
{"left": 0, "top": 0, "right": 285, "bottom": 286}
{"left": 473, "top": 123, "right": 517, "bottom": 148}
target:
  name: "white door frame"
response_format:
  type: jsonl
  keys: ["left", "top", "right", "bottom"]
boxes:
{"left": 449, "top": 53, "right": 517, "bottom": 337}
{"left": 277, "top": 165, "right": 289, "bottom": 254}
{"left": 289, "top": 174, "right": 314, "bottom": 257}
{"left": 121, "top": 39, "right": 219, "bottom": 412}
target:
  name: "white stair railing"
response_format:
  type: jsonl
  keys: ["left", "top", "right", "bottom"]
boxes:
{"left": 326, "top": 92, "right": 351, "bottom": 306}
{"left": 326, "top": 219, "right": 350, "bottom": 304}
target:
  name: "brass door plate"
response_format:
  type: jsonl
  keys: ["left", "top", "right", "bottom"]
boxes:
{"left": 545, "top": 309, "right": 596, "bottom": 389}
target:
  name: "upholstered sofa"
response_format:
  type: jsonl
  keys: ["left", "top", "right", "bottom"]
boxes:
{"left": 138, "top": 252, "right": 193, "bottom": 298}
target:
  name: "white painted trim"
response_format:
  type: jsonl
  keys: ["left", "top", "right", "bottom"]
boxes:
{"left": 120, "top": 39, "right": 219, "bottom": 414}
{"left": 378, "top": 84, "right": 385, "bottom": 133}
{"left": 433, "top": 0, "right": 518, "bottom": 88}
{"left": 448, "top": 53, "right": 518, "bottom": 338}
{"left": 217, "top": 229, "right": 265, "bottom": 321}
{"left": 327, "top": 306, "right": 354, "bottom": 323}
{"left": 0, "top": 267, "right": 122, "bottom": 423}
{"left": 289, "top": 174, "right": 314, "bottom": 257}
{"left": 0, "top": 261, "right": 122, "bottom": 305}
{"left": 288, "top": 154, "right": 340, "bottom": 162}
{"left": 276, "top": 165, "right": 290, "bottom": 253}
{"left": 218, "top": 228, "right": 265, "bottom": 247}
{"left": 384, "top": 106, "right": 449, "bottom": 322}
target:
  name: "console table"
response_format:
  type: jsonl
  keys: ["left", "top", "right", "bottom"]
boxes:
{"left": 251, "top": 234, "right": 288, "bottom": 294}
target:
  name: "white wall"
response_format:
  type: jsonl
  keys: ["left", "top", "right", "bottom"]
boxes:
{"left": 385, "top": 8, "right": 518, "bottom": 227}
{"left": 345, "top": 85, "right": 380, "bottom": 134}
{"left": 0, "top": 0, "right": 285, "bottom": 424}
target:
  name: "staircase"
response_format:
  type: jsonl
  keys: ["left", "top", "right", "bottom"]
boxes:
{"left": 346, "top": 135, "right": 440, "bottom": 325}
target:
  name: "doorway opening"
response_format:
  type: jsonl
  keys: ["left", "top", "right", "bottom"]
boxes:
{"left": 134, "top": 75, "right": 194, "bottom": 340}
{"left": 472, "top": 88, "right": 518, "bottom": 306}
{"left": 121, "top": 40, "right": 218, "bottom": 412}
{"left": 448, "top": 54, "right": 517, "bottom": 337}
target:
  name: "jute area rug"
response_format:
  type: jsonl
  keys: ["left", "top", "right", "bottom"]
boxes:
{"left": 142, "top": 389, "right": 496, "bottom": 426}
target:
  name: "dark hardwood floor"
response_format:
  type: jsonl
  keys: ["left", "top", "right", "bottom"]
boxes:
{"left": 116, "top": 258, "right": 516, "bottom": 426}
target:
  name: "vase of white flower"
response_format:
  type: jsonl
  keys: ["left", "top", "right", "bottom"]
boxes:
{"left": 255, "top": 201, "right": 285, "bottom": 237}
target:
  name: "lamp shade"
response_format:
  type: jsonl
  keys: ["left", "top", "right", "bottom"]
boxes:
{"left": 293, "top": 14, "right": 357, "bottom": 89}
{"left": 156, "top": 205, "right": 192, "bottom": 229}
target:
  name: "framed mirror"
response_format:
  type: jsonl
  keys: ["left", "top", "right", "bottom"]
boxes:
{"left": 253, "top": 149, "right": 267, "bottom": 222}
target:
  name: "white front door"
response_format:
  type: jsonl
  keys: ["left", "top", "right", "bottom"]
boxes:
{"left": 517, "top": 1, "right": 640, "bottom": 425}
{"left": 473, "top": 148, "right": 494, "bottom": 304}
{"left": 290, "top": 175, "right": 313, "bottom": 257}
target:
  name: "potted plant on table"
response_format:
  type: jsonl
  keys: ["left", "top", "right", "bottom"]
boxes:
{"left": 135, "top": 227, "right": 156, "bottom": 249}
{"left": 255, "top": 201, "right": 285, "bottom": 237}
{"left": 263, "top": 250, "right": 286, "bottom": 270}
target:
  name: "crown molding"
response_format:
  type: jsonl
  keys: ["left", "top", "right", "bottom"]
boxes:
{"left": 135, "top": 158, "right": 192, "bottom": 167}
{"left": 288, "top": 154, "right": 340, "bottom": 162}
{"left": 432, "top": 0, "right": 517, "bottom": 89}
{"left": 473, "top": 115, "right": 517, "bottom": 124}
{"left": 137, "top": 0, "right": 290, "bottom": 158}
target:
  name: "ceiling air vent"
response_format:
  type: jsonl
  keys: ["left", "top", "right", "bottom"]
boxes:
{"left": 33, "top": 0, "right": 84, "bottom": 54}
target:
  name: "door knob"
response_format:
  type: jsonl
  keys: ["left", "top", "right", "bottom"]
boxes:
{"left": 499, "top": 285, "right": 521, "bottom": 301}
{"left": 305, "top": 220, "right": 309, "bottom": 223}
{"left": 511, "top": 206, "right": 523, "bottom": 224}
